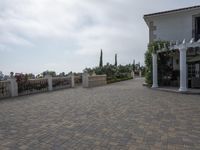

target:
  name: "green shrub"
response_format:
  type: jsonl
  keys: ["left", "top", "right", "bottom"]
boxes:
{"left": 84, "top": 63, "right": 133, "bottom": 83}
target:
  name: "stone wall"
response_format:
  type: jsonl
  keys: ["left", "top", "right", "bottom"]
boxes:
{"left": 82, "top": 73, "right": 107, "bottom": 88}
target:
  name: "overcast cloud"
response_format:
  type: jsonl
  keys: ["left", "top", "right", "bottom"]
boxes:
{"left": 0, "top": 0, "right": 199, "bottom": 74}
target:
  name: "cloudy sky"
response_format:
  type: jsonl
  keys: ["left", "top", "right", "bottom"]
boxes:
{"left": 0, "top": 0, "right": 199, "bottom": 75}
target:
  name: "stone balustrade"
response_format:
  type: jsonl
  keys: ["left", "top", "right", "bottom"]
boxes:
{"left": 0, "top": 81, "right": 11, "bottom": 99}
{"left": 52, "top": 77, "right": 72, "bottom": 90}
{"left": 0, "top": 73, "right": 75, "bottom": 99}
{"left": 18, "top": 78, "right": 48, "bottom": 96}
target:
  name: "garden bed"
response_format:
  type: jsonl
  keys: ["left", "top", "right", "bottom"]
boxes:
{"left": 107, "top": 77, "right": 133, "bottom": 84}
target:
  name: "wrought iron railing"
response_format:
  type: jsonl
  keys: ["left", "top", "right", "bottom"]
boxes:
{"left": 0, "top": 81, "right": 11, "bottom": 99}
{"left": 52, "top": 77, "right": 71, "bottom": 90}
{"left": 18, "top": 79, "right": 48, "bottom": 95}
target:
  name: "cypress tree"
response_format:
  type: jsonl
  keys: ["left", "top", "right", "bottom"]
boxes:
{"left": 132, "top": 59, "right": 135, "bottom": 71}
{"left": 99, "top": 49, "right": 103, "bottom": 67}
{"left": 115, "top": 54, "right": 117, "bottom": 66}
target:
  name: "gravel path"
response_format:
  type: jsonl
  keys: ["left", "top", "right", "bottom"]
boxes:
{"left": 0, "top": 78, "right": 200, "bottom": 150}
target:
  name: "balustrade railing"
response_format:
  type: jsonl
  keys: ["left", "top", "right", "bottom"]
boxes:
{"left": 0, "top": 81, "right": 11, "bottom": 98}
{"left": 74, "top": 75, "right": 82, "bottom": 85}
{"left": 0, "top": 75, "right": 74, "bottom": 99}
{"left": 18, "top": 78, "right": 48, "bottom": 96}
{"left": 52, "top": 77, "right": 71, "bottom": 90}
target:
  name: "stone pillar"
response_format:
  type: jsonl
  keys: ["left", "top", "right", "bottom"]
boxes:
{"left": 139, "top": 70, "right": 142, "bottom": 77}
{"left": 131, "top": 70, "right": 135, "bottom": 79}
{"left": 71, "top": 73, "right": 75, "bottom": 88}
{"left": 179, "top": 48, "right": 188, "bottom": 92}
{"left": 8, "top": 78, "right": 18, "bottom": 97}
{"left": 152, "top": 53, "right": 158, "bottom": 88}
{"left": 45, "top": 75, "right": 53, "bottom": 91}
{"left": 82, "top": 73, "right": 89, "bottom": 88}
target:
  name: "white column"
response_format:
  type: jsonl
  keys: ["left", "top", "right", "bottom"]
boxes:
{"left": 179, "top": 48, "right": 187, "bottom": 92}
{"left": 45, "top": 75, "right": 53, "bottom": 91}
{"left": 131, "top": 70, "right": 135, "bottom": 79}
{"left": 8, "top": 78, "right": 18, "bottom": 97}
{"left": 139, "top": 70, "right": 142, "bottom": 77}
{"left": 152, "top": 53, "right": 158, "bottom": 88}
{"left": 71, "top": 73, "right": 75, "bottom": 88}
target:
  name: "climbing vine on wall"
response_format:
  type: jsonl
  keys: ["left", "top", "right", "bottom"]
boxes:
{"left": 144, "top": 41, "right": 170, "bottom": 85}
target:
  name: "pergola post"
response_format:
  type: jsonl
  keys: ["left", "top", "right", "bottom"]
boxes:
{"left": 152, "top": 53, "right": 158, "bottom": 88}
{"left": 179, "top": 47, "right": 188, "bottom": 92}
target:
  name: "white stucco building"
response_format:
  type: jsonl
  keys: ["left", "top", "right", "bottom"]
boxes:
{"left": 144, "top": 5, "right": 200, "bottom": 92}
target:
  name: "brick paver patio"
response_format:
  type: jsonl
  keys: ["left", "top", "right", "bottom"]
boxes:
{"left": 0, "top": 78, "right": 200, "bottom": 150}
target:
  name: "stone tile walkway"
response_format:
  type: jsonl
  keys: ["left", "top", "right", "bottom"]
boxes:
{"left": 0, "top": 78, "right": 200, "bottom": 150}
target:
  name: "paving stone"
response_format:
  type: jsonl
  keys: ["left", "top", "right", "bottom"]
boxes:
{"left": 0, "top": 79, "right": 200, "bottom": 149}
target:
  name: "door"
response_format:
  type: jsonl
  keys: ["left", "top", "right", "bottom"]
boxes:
{"left": 195, "top": 17, "right": 200, "bottom": 41}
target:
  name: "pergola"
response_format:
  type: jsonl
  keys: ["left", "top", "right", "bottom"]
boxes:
{"left": 152, "top": 39, "right": 200, "bottom": 92}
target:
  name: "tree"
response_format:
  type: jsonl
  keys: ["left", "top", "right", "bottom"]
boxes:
{"left": 36, "top": 74, "right": 42, "bottom": 78}
{"left": 59, "top": 72, "right": 65, "bottom": 77}
{"left": 42, "top": 70, "right": 56, "bottom": 77}
{"left": 114, "top": 54, "right": 117, "bottom": 66}
{"left": 27, "top": 73, "right": 35, "bottom": 79}
{"left": 99, "top": 49, "right": 103, "bottom": 67}
{"left": 10, "top": 72, "right": 14, "bottom": 78}
{"left": 132, "top": 59, "right": 135, "bottom": 71}
{"left": 0, "top": 71, "right": 3, "bottom": 80}
{"left": 135, "top": 62, "right": 140, "bottom": 71}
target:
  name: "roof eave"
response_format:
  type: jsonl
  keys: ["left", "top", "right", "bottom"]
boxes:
{"left": 143, "top": 16, "right": 150, "bottom": 27}
{"left": 144, "top": 5, "right": 200, "bottom": 19}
